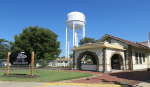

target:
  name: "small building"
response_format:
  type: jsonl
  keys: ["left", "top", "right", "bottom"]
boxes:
{"left": 73, "top": 34, "right": 150, "bottom": 72}
{"left": 48, "top": 58, "right": 72, "bottom": 67}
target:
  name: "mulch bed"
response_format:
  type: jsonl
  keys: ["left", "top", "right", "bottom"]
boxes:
{"left": 3, "top": 73, "right": 39, "bottom": 78}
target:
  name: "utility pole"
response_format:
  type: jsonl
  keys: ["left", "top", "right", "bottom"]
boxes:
{"left": 6, "top": 52, "right": 11, "bottom": 75}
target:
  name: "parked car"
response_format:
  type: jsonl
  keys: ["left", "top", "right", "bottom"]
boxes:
{"left": 0, "top": 61, "right": 6, "bottom": 67}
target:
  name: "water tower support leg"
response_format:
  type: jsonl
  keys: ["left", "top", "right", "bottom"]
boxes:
{"left": 83, "top": 24, "right": 85, "bottom": 38}
{"left": 65, "top": 27, "right": 68, "bottom": 58}
{"left": 73, "top": 22, "right": 75, "bottom": 46}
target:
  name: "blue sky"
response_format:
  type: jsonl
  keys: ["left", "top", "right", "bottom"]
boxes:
{"left": 0, "top": 0, "right": 150, "bottom": 56}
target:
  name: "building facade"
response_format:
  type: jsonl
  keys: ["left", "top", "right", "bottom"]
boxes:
{"left": 73, "top": 34, "right": 150, "bottom": 72}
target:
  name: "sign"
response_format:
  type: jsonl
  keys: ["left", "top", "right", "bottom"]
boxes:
{"left": 10, "top": 52, "right": 31, "bottom": 65}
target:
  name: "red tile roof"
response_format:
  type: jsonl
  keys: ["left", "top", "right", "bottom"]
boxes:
{"left": 101, "top": 34, "right": 149, "bottom": 49}
{"left": 139, "top": 41, "right": 149, "bottom": 47}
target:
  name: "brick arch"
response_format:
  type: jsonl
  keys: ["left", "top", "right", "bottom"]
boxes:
{"left": 77, "top": 51, "right": 99, "bottom": 71}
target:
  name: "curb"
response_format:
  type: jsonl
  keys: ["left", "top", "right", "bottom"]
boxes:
{"left": 45, "top": 83, "right": 122, "bottom": 87}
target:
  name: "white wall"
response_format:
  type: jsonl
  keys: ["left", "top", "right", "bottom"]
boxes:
{"left": 105, "top": 39, "right": 128, "bottom": 49}
{"left": 105, "top": 48, "right": 125, "bottom": 72}
{"left": 147, "top": 54, "right": 150, "bottom": 68}
{"left": 132, "top": 49, "right": 149, "bottom": 70}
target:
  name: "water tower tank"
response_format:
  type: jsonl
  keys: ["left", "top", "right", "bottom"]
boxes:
{"left": 67, "top": 12, "right": 85, "bottom": 29}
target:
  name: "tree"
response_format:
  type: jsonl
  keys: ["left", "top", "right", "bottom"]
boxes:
{"left": 0, "top": 39, "right": 10, "bottom": 59}
{"left": 11, "top": 26, "right": 61, "bottom": 62}
{"left": 79, "top": 37, "right": 96, "bottom": 45}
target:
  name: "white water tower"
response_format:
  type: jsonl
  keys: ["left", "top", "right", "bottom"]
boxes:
{"left": 65, "top": 11, "right": 86, "bottom": 58}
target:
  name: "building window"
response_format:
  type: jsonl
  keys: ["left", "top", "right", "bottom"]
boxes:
{"left": 139, "top": 53, "right": 142, "bottom": 64}
{"left": 108, "top": 39, "right": 111, "bottom": 43}
{"left": 142, "top": 53, "right": 145, "bottom": 63}
{"left": 64, "top": 61, "right": 68, "bottom": 63}
{"left": 135, "top": 53, "right": 138, "bottom": 64}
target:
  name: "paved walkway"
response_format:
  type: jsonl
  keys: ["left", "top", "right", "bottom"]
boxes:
{"left": 0, "top": 81, "right": 121, "bottom": 87}
{"left": 68, "top": 70, "right": 150, "bottom": 87}
{"left": 68, "top": 70, "right": 139, "bottom": 85}
{"left": 136, "top": 81, "right": 150, "bottom": 87}
{"left": 137, "top": 82, "right": 150, "bottom": 87}
{"left": 0, "top": 81, "right": 43, "bottom": 87}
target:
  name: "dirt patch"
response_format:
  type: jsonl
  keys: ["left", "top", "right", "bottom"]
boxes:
{"left": 3, "top": 73, "right": 39, "bottom": 78}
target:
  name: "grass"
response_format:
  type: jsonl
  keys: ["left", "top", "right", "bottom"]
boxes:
{"left": 0, "top": 69, "right": 92, "bottom": 82}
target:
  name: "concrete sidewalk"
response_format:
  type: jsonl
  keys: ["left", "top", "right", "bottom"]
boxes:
{"left": 136, "top": 82, "right": 150, "bottom": 87}
{"left": 0, "top": 81, "right": 44, "bottom": 87}
{"left": 0, "top": 81, "right": 122, "bottom": 87}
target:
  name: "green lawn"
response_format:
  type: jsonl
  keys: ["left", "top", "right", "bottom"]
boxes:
{"left": 0, "top": 69, "right": 92, "bottom": 82}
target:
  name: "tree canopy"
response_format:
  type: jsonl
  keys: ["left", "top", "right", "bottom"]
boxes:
{"left": 79, "top": 37, "right": 96, "bottom": 45}
{"left": 11, "top": 26, "right": 61, "bottom": 61}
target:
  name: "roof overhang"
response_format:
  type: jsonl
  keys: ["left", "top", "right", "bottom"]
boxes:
{"left": 73, "top": 42, "right": 126, "bottom": 51}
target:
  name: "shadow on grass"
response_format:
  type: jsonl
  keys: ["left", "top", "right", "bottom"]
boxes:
{"left": 3, "top": 73, "right": 39, "bottom": 78}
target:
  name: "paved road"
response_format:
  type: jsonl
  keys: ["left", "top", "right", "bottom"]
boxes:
{"left": 0, "top": 81, "right": 121, "bottom": 87}
{"left": 136, "top": 82, "right": 150, "bottom": 87}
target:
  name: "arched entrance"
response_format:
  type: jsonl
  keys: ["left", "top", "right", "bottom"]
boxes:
{"left": 111, "top": 54, "right": 123, "bottom": 70}
{"left": 77, "top": 51, "right": 99, "bottom": 71}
